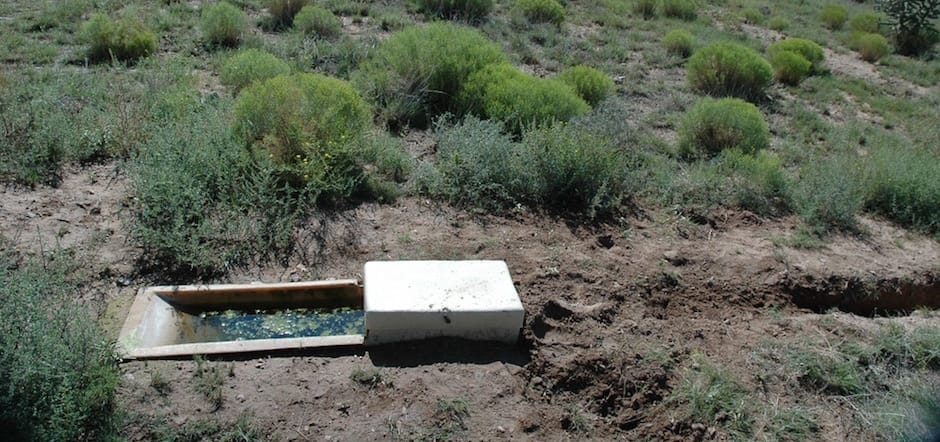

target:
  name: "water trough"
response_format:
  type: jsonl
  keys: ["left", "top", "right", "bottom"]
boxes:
{"left": 118, "top": 260, "right": 525, "bottom": 359}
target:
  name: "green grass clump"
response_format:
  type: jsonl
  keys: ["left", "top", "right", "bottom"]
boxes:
{"left": 768, "top": 15, "right": 790, "bottom": 31}
{"left": 0, "top": 253, "right": 119, "bottom": 441}
{"left": 855, "top": 32, "right": 891, "bottom": 62}
{"left": 766, "top": 38, "right": 825, "bottom": 73}
{"left": 417, "top": 0, "right": 494, "bottom": 21}
{"left": 793, "top": 153, "right": 865, "bottom": 234}
{"left": 634, "top": 0, "right": 659, "bottom": 19}
{"left": 663, "top": 29, "right": 694, "bottom": 57}
{"left": 220, "top": 49, "right": 292, "bottom": 93}
{"left": 672, "top": 353, "right": 752, "bottom": 435}
{"left": 201, "top": 2, "right": 247, "bottom": 47}
{"left": 352, "top": 22, "right": 506, "bottom": 128}
{"left": 686, "top": 42, "right": 773, "bottom": 101}
{"left": 293, "top": 5, "right": 342, "bottom": 38}
{"left": 80, "top": 13, "right": 157, "bottom": 63}
{"left": 678, "top": 97, "right": 769, "bottom": 158}
{"left": 741, "top": 7, "right": 764, "bottom": 25}
{"left": 661, "top": 0, "right": 696, "bottom": 21}
{"left": 719, "top": 149, "right": 790, "bottom": 216}
{"left": 866, "top": 146, "right": 940, "bottom": 236}
{"left": 770, "top": 50, "right": 812, "bottom": 85}
{"left": 268, "top": 0, "right": 309, "bottom": 29}
{"left": 556, "top": 65, "right": 614, "bottom": 106}
{"left": 461, "top": 63, "right": 589, "bottom": 134}
{"left": 819, "top": 4, "right": 848, "bottom": 30}
{"left": 515, "top": 0, "right": 566, "bottom": 26}
{"left": 850, "top": 11, "right": 884, "bottom": 34}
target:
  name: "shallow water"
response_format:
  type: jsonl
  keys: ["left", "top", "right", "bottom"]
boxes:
{"left": 173, "top": 307, "right": 364, "bottom": 344}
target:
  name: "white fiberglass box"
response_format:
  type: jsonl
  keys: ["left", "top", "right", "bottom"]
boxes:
{"left": 363, "top": 260, "right": 525, "bottom": 345}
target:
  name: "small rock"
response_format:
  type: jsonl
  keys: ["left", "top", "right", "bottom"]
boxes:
{"left": 497, "top": 425, "right": 506, "bottom": 433}
{"left": 663, "top": 250, "right": 688, "bottom": 266}
{"left": 236, "top": 394, "right": 246, "bottom": 402}
{"left": 691, "top": 423, "right": 706, "bottom": 432}
{"left": 116, "top": 276, "right": 131, "bottom": 287}
{"left": 531, "top": 376, "right": 543, "bottom": 385}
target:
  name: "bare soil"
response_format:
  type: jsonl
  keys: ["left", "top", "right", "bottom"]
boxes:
{"left": 3, "top": 164, "right": 938, "bottom": 440}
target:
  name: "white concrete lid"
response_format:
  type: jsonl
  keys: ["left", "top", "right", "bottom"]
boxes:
{"left": 364, "top": 260, "right": 523, "bottom": 313}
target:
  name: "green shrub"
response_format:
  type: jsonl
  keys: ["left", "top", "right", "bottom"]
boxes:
{"left": 794, "top": 153, "right": 865, "bottom": 234}
{"left": 417, "top": 0, "right": 494, "bottom": 21}
{"left": 820, "top": 5, "right": 848, "bottom": 30}
{"left": 850, "top": 11, "right": 884, "bottom": 34}
{"left": 719, "top": 149, "right": 790, "bottom": 216}
{"left": 220, "top": 48, "right": 292, "bottom": 93}
{"left": 678, "top": 97, "right": 769, "bottom": 158}
{"left": 663, "top": 28, "right": 695, "bottom": 57}
{"left": 866, "top": 146, "right": 940, "bottom": 236}
{"left": 855, "top": 32, "right": 891, "bottom": 62}
{"left": 770, "top": 50, "right": 812, "bottom": 85}
{"left": 742, "top": 7, "right": 765, "bottom": 25}
{"left": 686, "top": 42, "right": 773, "bottom": 101}
{"left": 556, "top": 65, "right": 614, "bottom": 106}
{"left": 80, "top": 13, "right": 157, "bottom": 63}
{"left": 766, "top": 38, "right": 825, "bottom": 73}
{"left": 352, "top": 22, "right": 507, "bottom": 127}
{"left": 461, "top": 63, "right": 589, "bottom": 134}
{"left": 268, "top": 0, "right": 309, "bottom": 29}
{"left": 768, "top": 15, "right": 790, "bottom": 31}
{"left": 233, "top": 73, "right": 371, "bottom": 173}
{"left": 879, "top": 0, "right": 940, "bottom": 55}
{"left": 0, "top": 253, "right": 119, "bottom": 441}
{"left": 662, "top": 0, "right": 696, "bottom": 21}
{"left": 293, "top": 5, "right": 342, "bottom": 38}
{"left": 201, "top": 2, "right": 247, "bottom": 47}
{"left": 634, "top": 0, "right": 659, "bottom": 19}
{"left": 515, "top": 0, "right": 566, "bottom": 26}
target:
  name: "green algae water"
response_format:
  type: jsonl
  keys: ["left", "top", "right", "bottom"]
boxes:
{"left": 174, "top": 307, "right": 364, "bottom": 344}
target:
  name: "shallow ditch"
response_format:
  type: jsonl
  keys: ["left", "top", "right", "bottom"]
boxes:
{"left": 785, "top": 273, "right": 940, "bottom": 316}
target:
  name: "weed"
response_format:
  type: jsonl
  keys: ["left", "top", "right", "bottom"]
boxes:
{"left": 515, "top": 0, "right": 566, "bottom": 26}
{"left": 820, "top": 5, "right": 848, "bottom": 30}
{"left": 770, "top": 50, "right": 812, "bottom": 85}
{"left": 147, "top": 412, "right": 264, "bottom": 441}
{"left": 865, "top": 145, "right": 940, "bottom": 236}
{"left": 417, "top": 0, "right": 494, "bottom": 21}
{"left": 766, "top": 38, "right": 825, "bottom": 73}
{"left": 150, "top": 370, "right": 172, "bottom": 397}
{"left": 768, "top": 15, "right": 790, "bottom": 31}
{"left": 80, "top": 13, "right": 157, "bottom": 63}
{"left": 793, "top": 153, "right": 865, "bottom": 235}
{"left": 686, "top": 42, "right": 773, "bottom": 101}
{"left": 562, "top": 403, "right": 592, "bottom": 433}
{"left": 672, "top": 353, "right": 752, "bottom": 435}
{"left": 662, "top": 0, "right": 696, "bottom": 21}
{"left": 435, "top": 398, "right": 471, "bottom": 431}
{"left": 193, "top": 356, "right": 225, "bottom": 411}
{"left": 293, "top": 5, "right": 342, "bottom": 39}
{"left": 634, "top": 0, "right": 659, "bottom": 19}
{"left": 350, "top": 368, "right": 384, "bottom": 388}
{"left": 267, "top": 0, "right": 309, "bottom": 30}
{"left": 556, "top": 65, "right": 615, "bottom": 106}
{"left": 220, "top": 49, "right": 292, "bottom": 93}
{"left": 766, "top": 406, "right": 819, "bottom": 441}
{"left": 663, "top": 28, "right": 694, "bottom": 57}
{"left": 678, "top": 97, "right": 769, "bottom": 158}
{"left": 741, "top": 7, "right": 765, "bottom": 25}
{"left": 856, "top": 32, "right": 891, "bottom": 62}
{"left": 201, "top": 2, "right": 247, "bottom": 48}
{"left": 850, "top": 11, "right": 885, "bottom": 34}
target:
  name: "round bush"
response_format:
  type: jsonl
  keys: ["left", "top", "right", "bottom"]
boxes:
{"left": 856, "top": 32, "right": 891, "bottom": 62}
{"left": 663, "top": 28, "right": 694, "bottom": 57}
{"left": 233, "top": 73, "right": 371, "bottom": 165}
{"left": 768, "top": 16, "right": 790, "bottom": 31}
{"left": 766, "top": 38, "right": 824, "bottom": 72}
{"left": 556, "top": 65, "right": 614, "bottom": 106}
{"left": 352, "top": 22, "right": 507, "bottom": 127}
{"left": 201, "top": 2, "right": 247, "bottom": 47}
{"left": 293, "top": 5, "right": 341, "bottom": 38}
{"left": 662, "top": 0, "right": 696, "bottom": 21}
{"left": 220, "top": 48, "right": 292, "bottom": 92}
{"left": 678, "top": 97, "right": 769, "bottom": 158}
{"left": 461, "top": 63, "right": 589, "bottom": 134}
{"left": 770, "top": 50, "right": 812, "bottom": 85}
{"left": 686, "top": 42, "right": 773, "bottom": 101}
{"left": 634, "top": 0, "right": 659, "bottom": 19}
{"left": 80, "top": 13, "right": 157, "bottom": 63}
{"left": 819, "top": 5, "right": 848, "bottom": 30}
{"left": 268, "top": 0, "right": 309, "bottom": 29}
{"left": 515, "top": 0, "right": 566, "bottom": 26}
{"left": 742, "top": 8, "right": 765, "bottom": 25}
{"left": 850, "top": 11, "right": 884, "bottom": 34}
{"left": 417, "top": 0, "right": 494, "bottom": 21}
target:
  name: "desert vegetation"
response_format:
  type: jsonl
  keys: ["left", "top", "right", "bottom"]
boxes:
{"left": 1, "top": 0, "right": 939, "bottom": 439}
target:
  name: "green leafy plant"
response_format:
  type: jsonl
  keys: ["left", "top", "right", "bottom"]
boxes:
{"left": 634, "top": 0, "right": 659, "bottom": 19}
{"left": 220, "top": 48, "right": 292, "bottom": 93}
{"left": 201, "top": 1, "right": 247, "bottom": 47}
{"left": 460, "top": 63, "right": 589, "bottom": 134}
{"left": 268, "top": 0, "right": 309, "bottom": 29}
{"left": 850, "top": 11, "right": 885, "bottom": 34}
{"left": 770, "top": 50, "right": 812, "bottom": 85}
{"left": 352, "top": 22, "right": 506, "bottom": 127}
{"left": 768, "top": 15, "right": 790, "bottom": 31}
{"left": 719, "top": 149, "right": 790, "bottom": 216}
{"left": 417, "top": 0, "right": 494, "bottom": 21}
{"left": 556, "top": 65, "right": 614, "bottom": 106}
{"left": 514, "top": 0, "right": 566, "bottom": 26}
{"left": 820, "top": 4, "right": 849, "bottom": 30}
{"left": 663, "top": 28, "right": 694, "bottom": 57}
{"left": 793, "top": 153, "right": 865, "bottom": 234}
{"left": 662, "top": 0, "right": 696, "bottom": 20}
{"left": 293, "top": 5, "right": 342, "bottom": 38}
{"left": 686, "top": 42, "right": 773, "bottom": 100}
{"left": 855, "top": 32, "right": 891, "bottom": 61}
{"left": 878, "top": 0, "right": 940, "bottom": 55}
{"left": 678, "top": 97, "right": 770, "bottom": 158}
{"left": 672, "top": 353, "right": 752, "bottom": 435}
{"left": 742, "top": 7, "right": 765, "bottom": 25}
{"left": 766, "top": 38, "right": 825, "bottom": 73}
{"left": 350, "top": 368, "right": 385, "bottom": 388}
{"left": 80, "top": 13, "right": 158, "bottom": 63}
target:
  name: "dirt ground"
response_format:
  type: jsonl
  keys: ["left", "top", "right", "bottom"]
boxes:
{"left": 2, "top": 162, "right": 938, "bottom": 441}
